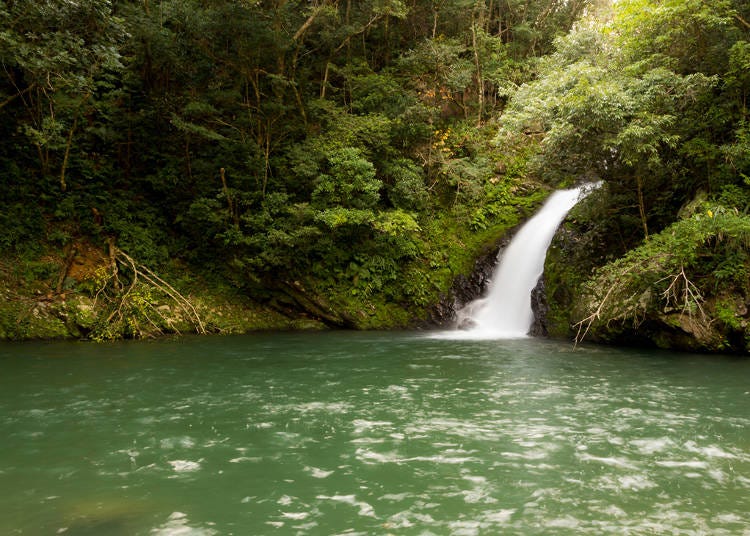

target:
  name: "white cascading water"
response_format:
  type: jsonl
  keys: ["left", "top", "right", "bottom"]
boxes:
{"left": 450, "top": 184, "right": 594, "bottom": 339}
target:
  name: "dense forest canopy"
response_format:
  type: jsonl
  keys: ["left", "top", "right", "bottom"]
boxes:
{"left": 0, "top": 0, "right": 591, "bottom": 261}
{"left": 1, "top": 0, "right": 750, "bottom": 350}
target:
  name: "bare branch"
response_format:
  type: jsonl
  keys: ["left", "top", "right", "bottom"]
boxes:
{"left": 735, "top": 13, "right": 750, "bottom": 30}
{"left": 658, "top": 265, "right": 707, "bottom": 322}
{"left": 293, "top": 1, "right": 335, "bottom": 42}
{"left": 573, "top": 282, "right": 616, "bottom": 348}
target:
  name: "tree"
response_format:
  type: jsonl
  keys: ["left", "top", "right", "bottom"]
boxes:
{"left": 498, "top": 14, "right": 715, "bottom": 241}
{"left": 0, "top": 0, "right": 124, "bottom": 191}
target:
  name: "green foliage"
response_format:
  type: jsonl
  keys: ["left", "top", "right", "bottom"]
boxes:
{"left": 470, "top": 181, "right": 519, "bottom": 231}
{"left": 499, "top": 0, "right": 750, "bottom": 256}
{"left": 573, "top": 204, "right": 750, "bottom": 349}
{"left": 382, "top": 158, "right": 429, "bottom": 210}
{"left": 315, "top": 208, "right": 376, "bottom": 229}
{"left": 0, "top": 203, "right": 45, "bottom": 254}
{"left": 714, "top": 299, "right": 743, "bottom": 331}
{"left": 0, "top": 0, "right": 601, "bottom": 337}
{"left": 312, "top": 148, "right": 382, "bottom": 209}
{"left": 614, "top": 0, "right": 737, "bottom": 74}
{"left": 716, "top": 182, "right": 750, "bottom": 213}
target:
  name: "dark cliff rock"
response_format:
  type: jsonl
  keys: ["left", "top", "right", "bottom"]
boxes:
{"left": 529, "top": 277, "right": 548, "bottom": 336}
{"left": 427, "top": 225, "right": 535, "bottom": 328}
{"left": 540, "top": 191, "right": 750, "bottom": 354}
{"left": 427, "top": 244, "right": 501, "bottom": 327}
{"left": 428, "top": 215, "right": 573, "bottom": 333}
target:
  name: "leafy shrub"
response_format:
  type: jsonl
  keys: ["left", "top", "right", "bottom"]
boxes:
{"left": 382, "top": 158, "right": 428, "bottom": 210}
{"left": 574, "top": 204, "right": 750, "bottom": 342}
{"left": 312, "top": 148, "right": 382, "bottom": 210}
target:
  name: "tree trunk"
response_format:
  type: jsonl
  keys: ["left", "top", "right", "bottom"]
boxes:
{"left": 636, "top": 175, "right": 649, "bottom": 239}
{"left": 471, "top": 18, "right": 484, "bottom": 126}
{"left": 56, "top": 242, "right": 77, "bottom": 294}
{"left": 321, "top": 60, "right": 331, "bottom": 98}
{"left": 220, "top": 167, "right": 239, "bottom": 226}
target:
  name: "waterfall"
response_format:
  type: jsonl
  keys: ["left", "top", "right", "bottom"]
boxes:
{"left": 445, "top": 184, "right": 595, "bottom": 340}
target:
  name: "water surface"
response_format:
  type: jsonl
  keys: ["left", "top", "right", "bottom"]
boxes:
{"left": 1, "top": 332, "right": 748, "bottom": 534}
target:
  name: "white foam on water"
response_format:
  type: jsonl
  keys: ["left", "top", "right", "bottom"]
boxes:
{"left": 305, "top": 466, "right": 334, "bottom": 478}
{"left": 499, "top": 450, "right": 551, "bottom": 461}
{"left": 461, "top": 487, "right": 497, "bottom": 504}
{"left": 380, "top": 492, "right": 411, "bottom": 502}
{"left": 352, "top": 419, "right": 393, "bottom": 433}
{"left": 530, "top": 388, "right": 568, "bottom": 400}
{"left": 316, "top": 495, "right": 376, "bottom": 518}
{"left": 712, "top": 513, "right": 744, "bottom": 524}
{"left": 168, "top": 460, "right": 201, "bottom": 472}
{"left": 577, "top": 453, "right": 638, "bottom": 470}
{"left": 292, "top": 521, "right": 319, "bottom": 531}
{"left": 277, "top": 495, "right": 294, "bottom": 506}
{"left": 617, "top": 474, "right": 658, "bottom": 491}
{"left": 385, "top": 510, "right": 436, "bottom": 535}
{"left": 448, "top": 520, "right": 481, "bottom": 536}
{"left": 382, "top": 384, "right": 411, "bottom": 398}
{"left": 350, "top": 437, "right": 387, "bottom": 445}
{"left": 288, "top": 401, "right": 352, "bottom": 414}
{"left": 160, "top": 437, "right": 195, "bottom": 450}
{"left": 546, "top": 516, "right": 582, "bottom": 529}
{"left": 708, "top": 468, "right": 727, "bottom": 483}
{"left": 281, "top": 512, "right": 309, "bottom": 520}
{"left": 484, "top": 509, "right": 516, "bottom": 523}
{"left": 655, "top": 460, "right": 709, "bottom": 469}
{"left": 150, "top": 512, "right": 216, "bottom": 535}
{"left": 597, "top": 505, "right": 627, "bottom": 518}
{"left": 409, "top": 454, "right": 477, "bottom": 464}
{"left": 684, "top": 442, "right": 737, "bottom": 459}
{"left": 228, "top": 456, "right": 261, "bottom": 463}
{"left": 355, "top": 447, "right": 477, "bottom": 465}
{"left": 630, "top": 437, "right": 675, "bottom": 455}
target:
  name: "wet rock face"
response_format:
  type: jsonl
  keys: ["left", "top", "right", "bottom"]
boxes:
{"left": 428, "top": 224, "right": 559, "bottom": 331}
{"left": 427, "top": 244, "right": 504, "bottom": 327}
{"left": 529, "top": 277, "right": 548, "bottom": 337}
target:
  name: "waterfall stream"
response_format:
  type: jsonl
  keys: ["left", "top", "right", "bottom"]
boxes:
{"left": 448, "top": 184, "right": 595, "bottom": 340}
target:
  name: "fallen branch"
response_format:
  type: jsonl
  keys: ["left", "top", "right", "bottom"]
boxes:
{"left": 657, "top": 265, "right": 707, "bottom": 323}
{"left": 573, "top": 263, "right": 642, "bottom": 347}
{"left": 735, "top": 13, "right": 750, "bottom": 30}
{"left": 106, "top": 251, "right": 140, "bottom": 324}
{"left": 574, "top": 282, "right": 616, "bottom": 348}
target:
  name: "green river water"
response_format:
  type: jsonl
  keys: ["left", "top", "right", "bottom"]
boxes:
{"left": 1, "top": 331, "right": 748, "bottom": 535}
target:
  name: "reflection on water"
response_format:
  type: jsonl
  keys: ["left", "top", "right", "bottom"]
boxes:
{"left": 1, "top": 333, "right": 749, "bottom": 534}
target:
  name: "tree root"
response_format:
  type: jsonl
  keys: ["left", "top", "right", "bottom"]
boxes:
{"left": 92, "top": 246, "right": 206, "bottom": 337}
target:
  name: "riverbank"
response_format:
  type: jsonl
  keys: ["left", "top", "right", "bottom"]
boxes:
{"left": 541, "top": 189, "right": 750, "bottom": 355}
{"left": 0, "top": 254, "right": 307, "bottom": 341}
{"left": 5, "top": 182, "right": 749, "bottom": 356}
{"left": 0, "top": 182, "right": 547, "bottom": 342}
